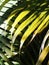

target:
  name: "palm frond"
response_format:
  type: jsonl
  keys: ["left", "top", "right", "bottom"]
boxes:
{"left": 0, "top": 0, "right": 49, "bottom": 65}
{"left": 36, "top": 45, "right": 49, "bottom": 65}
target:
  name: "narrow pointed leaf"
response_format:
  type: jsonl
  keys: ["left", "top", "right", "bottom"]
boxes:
{"left": 20, "top": 11, "right": 47, "bottom": 49}
{"left": 12, "top": 10, "right": 30, "bottom": 28}
{"left": 36, "top": 45, "right": 49, "bottom": 65}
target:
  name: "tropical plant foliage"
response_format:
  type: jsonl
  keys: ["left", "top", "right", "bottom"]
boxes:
{"left": 0, "top": 0, "right": 49, "bottom": 65}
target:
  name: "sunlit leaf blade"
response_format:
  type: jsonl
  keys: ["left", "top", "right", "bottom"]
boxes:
{"left": 0, "top": 11, "right": 16, "bottom": 31}
{"left": 12, "top": 10, "right": 30, "bottom": 27}
{"left": 39, "top": 30, "right": 49, "bottom": 54}
{"left": 34, "top": 15, "right": 49, "bottom": 35}
{"left": 36, "top": 45, "right": 49, "bottom": 65}
{"left": 11, "top": 11, "right": 37, "bottom": 43}
{"left": 10, "top": 10, "right": 30, "bottom": 34}
{"left": 38, "top": 22, "right": 49, "bottom": 33}
{"left": 4, "top": 13, "right": 16, "bottom": 24}
{"left": 20, "top": 11, "right": 47, "bottom": 49}
{"left": 0, "top": 0, "right": 9, "bottom": 10}
{"left": 27, "top": 16, "right": 49, "bottom": 46}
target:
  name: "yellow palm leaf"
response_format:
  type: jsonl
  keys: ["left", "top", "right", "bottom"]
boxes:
{"left": 20, "top": 11, "right": 47, "bottom": 49}
{"left": 36, "top": 45, "right": 49, "bottom": 65}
